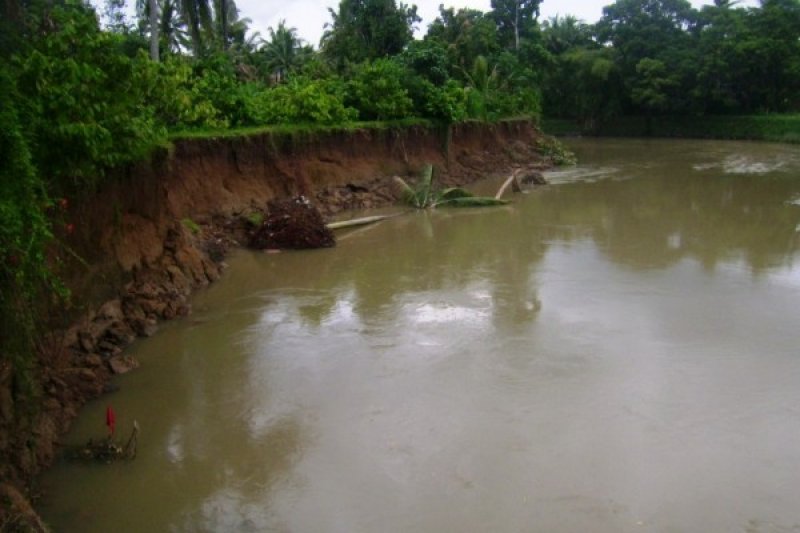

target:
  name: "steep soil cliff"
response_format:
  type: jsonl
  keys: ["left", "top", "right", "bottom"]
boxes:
{"left": 0, "top": 120, "right": 547, "bottom": 526}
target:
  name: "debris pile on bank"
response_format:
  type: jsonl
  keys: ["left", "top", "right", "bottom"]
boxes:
{"left": 249, "top": 197, "right": 336, "bottom": 250}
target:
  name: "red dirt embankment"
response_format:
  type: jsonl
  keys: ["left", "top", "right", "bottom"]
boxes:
{"left": 0, "top": 120, "right": 548, "bottom": 526}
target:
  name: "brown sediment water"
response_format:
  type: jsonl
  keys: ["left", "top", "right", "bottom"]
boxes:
{"left": 41, "top": 139, "right": 800, "bottom": 532}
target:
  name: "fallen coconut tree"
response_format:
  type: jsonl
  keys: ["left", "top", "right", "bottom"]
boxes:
{"left": 326, "top": 213, "right": 407, "bottom": 230}
{"left": 394, "top": 165, "right": 510, "bottom": 209}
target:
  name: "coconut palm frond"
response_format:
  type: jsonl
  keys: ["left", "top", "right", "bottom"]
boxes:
{"left": 438, "top": 197, "right": 510, "bottom": 207}
{"left": 438, "top": 187, "right": 473, "bottom": 201}
{"left": 395, "top": 165, "right": 511, "bottom": 209}
{"left": 393, "top": 176, "right": 421, "bottom": 208}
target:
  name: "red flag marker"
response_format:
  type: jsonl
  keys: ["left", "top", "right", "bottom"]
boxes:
{"left": 106, "top": 405, "right": 116, "bottom": 437}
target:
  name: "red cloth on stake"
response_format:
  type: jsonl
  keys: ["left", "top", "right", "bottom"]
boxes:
{"left": 106, "top": 405, "right": 116, "bottom": 436}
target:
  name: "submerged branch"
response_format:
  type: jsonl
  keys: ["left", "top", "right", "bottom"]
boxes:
{"left": 495, "top": 170, "right": 524, "bottom": 200}
{"left": 326, "top": 214, "right": 404, "bottom": 230}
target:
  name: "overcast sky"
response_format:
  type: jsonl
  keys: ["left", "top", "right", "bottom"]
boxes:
{"left": 100, "top": 0, "right": 759, "bottom": 48}
{"left": 234, "top": 0, "right": 759, "bottom": 47}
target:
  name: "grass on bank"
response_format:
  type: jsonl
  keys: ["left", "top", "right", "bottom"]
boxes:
{"left": 542, "top": 115, "right": 800, "bottom": 143}
{"left": 168, "top": 118, "right": 437, "bottom": 141}
{"left": 168, "top": 116, "right": 538, "bottom": 142}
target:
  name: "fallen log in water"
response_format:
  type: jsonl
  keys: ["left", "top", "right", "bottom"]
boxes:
{"left": 495, "top": 167, "right": 548, "bottom": 199}
{"left": 495, "top": 170, "right": 524, "bottom": 200}
{"left": 326, "top": 212, "right": 406, "bottom": 230}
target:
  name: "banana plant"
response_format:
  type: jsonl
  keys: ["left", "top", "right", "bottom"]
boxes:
{"left": 394, "top": 165, "right": 509, "bottom": 209}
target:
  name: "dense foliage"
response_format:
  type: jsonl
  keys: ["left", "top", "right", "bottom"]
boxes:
{"left": 542, "top": 0, "right": 800, "bottom": 128}
{"left": 0, "top": 64, "right": 62, "bottom": 399}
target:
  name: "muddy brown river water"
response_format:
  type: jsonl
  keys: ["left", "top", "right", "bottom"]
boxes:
{"left": 41, "top": 138, "right": 800, "bottom": 532}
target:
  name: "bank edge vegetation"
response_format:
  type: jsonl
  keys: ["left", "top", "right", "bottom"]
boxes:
{"left": 1, "top": 0, "right": 799, "bottom": 410}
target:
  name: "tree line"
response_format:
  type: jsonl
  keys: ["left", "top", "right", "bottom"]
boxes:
{"left": 542, "top": 0, "right": 800, "bottom": 130}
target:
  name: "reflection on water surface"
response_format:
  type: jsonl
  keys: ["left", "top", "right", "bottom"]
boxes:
{"left": 42, "top": 139, "right": 800, "bottom": 532}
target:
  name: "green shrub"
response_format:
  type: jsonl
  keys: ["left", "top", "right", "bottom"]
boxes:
{"left": 347, "top": 59, "right": 414, "bottom": 120}
{"left": 15, "top": 5, "right": 165, "bottom": 191}
{"left": 149, "top": 58, "right": 226, "bottom": 129}
{"left": 407, "top": 78, "right": 467, "bottom": 123}
{"left": 246, "top": 77, "right": 357, "bottom": 125}
{"left": 536, "top": 135, "right": 577, "bottom": 165}
{"left": 191, "top": 54, "right": 253, "bottom": 127}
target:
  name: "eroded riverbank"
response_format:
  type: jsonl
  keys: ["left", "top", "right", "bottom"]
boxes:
{"left": 0, "top": 120, "right": 549, "bottom": 527}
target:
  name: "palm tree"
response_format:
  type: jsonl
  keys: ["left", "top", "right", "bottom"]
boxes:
{"left": 462, "top": 55, "right": 499, "bottom": 119}
{"left": 541, "top": 15, "right": 594, "bottom": 55}
{"left": 138, "top": 0, "right": 188, "bottom": 57}
{"left": 139, "top": 0, "right": 246, "bottom": 56}
{"left": 260, "top": 20, "right": 310, "bottom": 83}
{"left": 215, "top": 0, "right": 253, "bottom": 52}
{"left": 213, "top": 0, "right": 229, "bottom": 50}
{"left": 136, "top": 0, "right": 162, "bottom": 59}
{"left": 179, "top": 0, "right": 212, "bottom": 55}
{"left": 158, "top": 0, "right": 190, "bottom": 53}
{"left": 149, "top": 0, "right": 159, "bottom": 60}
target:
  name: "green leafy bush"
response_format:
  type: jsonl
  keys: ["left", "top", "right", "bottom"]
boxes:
{"left": 347, "top": 59, "right": 414, "bottom": 120}
{"left": 15, "top": 5, "right": 165, "bottom": 191}
{"left": 247, "top": 77, "right": 357, "bottom": 125}
{"left": 536, "top": 135, "right": 577, "bottom": 166}
{"left": 406, "top": 78, "right": 467, "bottom": 123}
{"left": 401, "top": 40, "right": 452, "bottom": 85}
{"left": 191, "top": 54, "right": 253, "bottom": 127}
{"left": 148, "top": 58, "right": 226, "bottom": 129}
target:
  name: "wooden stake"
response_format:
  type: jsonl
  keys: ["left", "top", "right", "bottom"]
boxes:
{"left": 124, "top": 421, "right": 139, "bottom": 459}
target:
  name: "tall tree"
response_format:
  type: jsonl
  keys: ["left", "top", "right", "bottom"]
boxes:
{"left": 748, "top": 0, "right": 800, "bottom": 111}
{"left": 149, "top": 0, "right": 159, "bottom": 60}
{"left": 179, "top": 0, "right": 212, "bottom": 55}
{"left": 260, "top": 20, "right": 311, "bottom": 83}
{"left": 426, "top": 7, "right": 501, "bottom": 72}
{"left": 541, "top": 15, "right": 594, "bottom": 55}
{"left": 596, "top": 0, "right": 696, "bottom": 112}
{"left": 692, "top": 0, "right": 748, "bottom": 112}
{"left": 632, "top": 57, "right": 678, "bottom": 131}
{"left": 213, "top": 0, "right": 228, "bottom": 50}
{"left": 321, "top": 0, "right": 420, "bottom": 68}
{"left": 490, "top": 0, "right": 541, "bottom": 50}
{"left": 138, "top": 0, "right": 184, "bottom": 56}
{"left": 159, "top": 0, "right": 189, "bottom": 54}
{"left": 227, "top": 11, "right": 258, "bottom": 55}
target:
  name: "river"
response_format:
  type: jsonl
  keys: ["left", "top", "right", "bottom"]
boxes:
{"left": 40, "top": 138, "right": 800, "bottom": 532}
